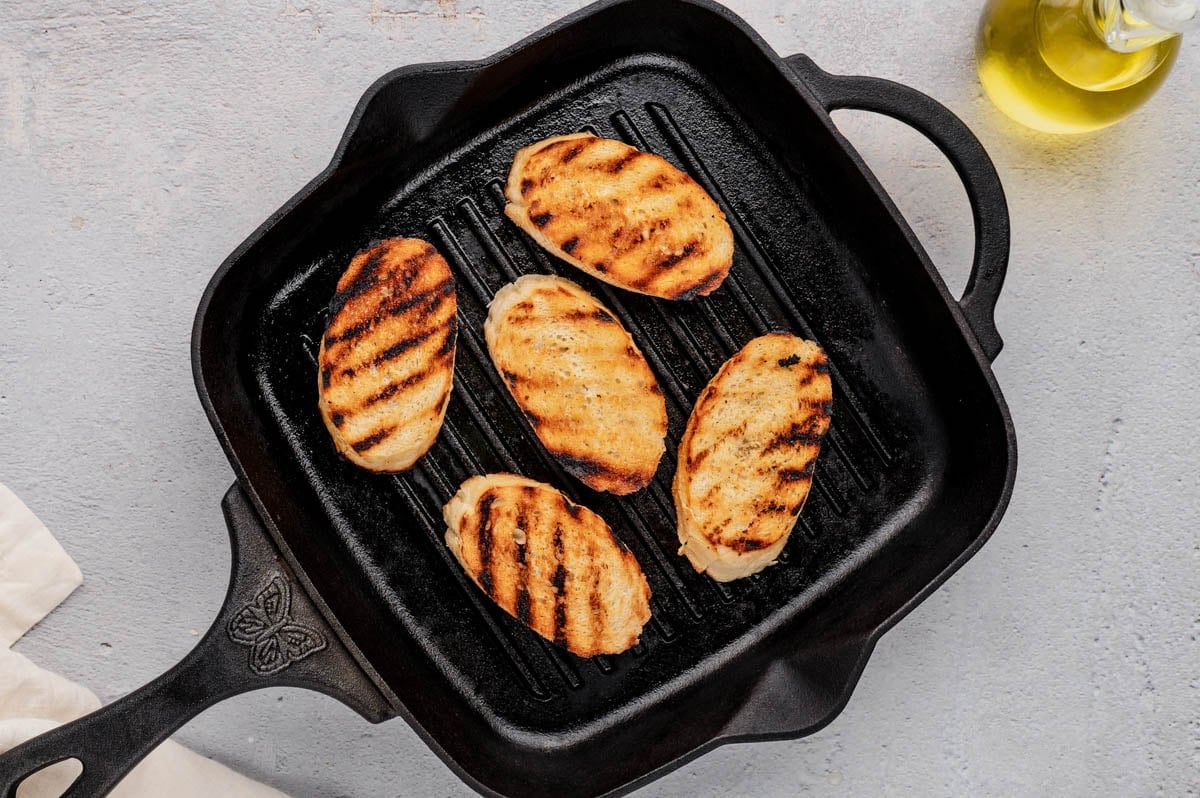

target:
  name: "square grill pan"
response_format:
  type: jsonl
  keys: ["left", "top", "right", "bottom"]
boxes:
{"left": 0, "top": 2, "right": 1016, "bottom": 796}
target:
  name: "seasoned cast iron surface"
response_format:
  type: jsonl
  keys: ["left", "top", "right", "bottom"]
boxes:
{"left": 247, "top": 55, "right": 940, "bottom": 731}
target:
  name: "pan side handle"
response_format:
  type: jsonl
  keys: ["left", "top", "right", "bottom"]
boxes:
{"left": 0, "top": 485, "right": 390, "bottom": 798}
{"left": 786, "top": 54, "right": 1011, "bottom": 363}
{"left": 716, "top": 637, "right": 873, "bottom": 742}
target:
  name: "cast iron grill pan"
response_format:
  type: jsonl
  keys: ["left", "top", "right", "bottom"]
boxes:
{"left": 0, "top": 2, "right": 1015, "bottom": 796}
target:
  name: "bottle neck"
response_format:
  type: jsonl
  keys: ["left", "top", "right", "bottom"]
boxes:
{"left": 1090, "top": 0, "right": 1196, "bottom": 52}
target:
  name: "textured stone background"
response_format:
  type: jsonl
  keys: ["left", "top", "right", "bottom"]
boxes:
{"left": 2, "top": 1, "right": 1198, "bottom": 795}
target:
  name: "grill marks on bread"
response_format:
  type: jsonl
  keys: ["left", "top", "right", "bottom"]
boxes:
{"left": 504, "top": 134, "right": 734, "bottom": 300}
{"left": 318, "top": 238, "right": 457, "bottom": 472}
{"left": 485, "top": 275, "right": 667, "bottom": 494}
{"left": 443, "top": 474, "right": 652, "bottom": 657}
{"left": 673, "top": 334, "right": 832, "bottom": 581}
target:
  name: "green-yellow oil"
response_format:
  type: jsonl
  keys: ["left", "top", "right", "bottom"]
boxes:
{"left": 978, "top": 0, "right": 1180, "bottom": 133}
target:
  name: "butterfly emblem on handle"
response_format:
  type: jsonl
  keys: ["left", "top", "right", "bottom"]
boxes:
{"left": 227, "top": 573, "right": 327, "bottom": 675}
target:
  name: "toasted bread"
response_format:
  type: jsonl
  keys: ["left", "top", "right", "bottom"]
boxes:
{"left": 673, "top": 334, "right": 832, "bottom": 581}
{"left": 318, "top": 238, "right": 457, "bottom": 472}
{"left": 485, "top": 274, "right": 666, "bottom": 494}
{"left": 504, "top": 134, "right": 734, "bottom": 300}
{"left": 443, "top": 473, "right": 652, "bottom": 657}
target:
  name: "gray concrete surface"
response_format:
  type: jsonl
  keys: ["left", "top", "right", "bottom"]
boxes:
{"left": 2, "top": 1, "right": 1197, "bottom": 795}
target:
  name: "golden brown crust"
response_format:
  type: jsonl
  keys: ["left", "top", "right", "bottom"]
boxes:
{"left": 485, "top": 274, "right": 666, "bottom": 495}
{"left": 443, "top": 473, "right": 652, "bottom": 657}
{"left": 504, "top": 134, "right": 734, "bottom": 300}
{"left": 318, "top": 237, "right": 457, "bottom": 472}
{"left": 673, "top": 334, "right": 832, "bottom": 581}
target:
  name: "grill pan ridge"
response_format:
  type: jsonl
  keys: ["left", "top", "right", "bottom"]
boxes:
{"left": 0, "top": 2, "right": 1015, "bottom": 796}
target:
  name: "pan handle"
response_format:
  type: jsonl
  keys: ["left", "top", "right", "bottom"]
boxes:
{"left": 785, "top": 54, "right": 1010, "bottom": 362}
{"left": 718, "top": 636, "right": 872, "bottom": 741}
{"left": 0, "top": 485, "right": 389, "bottom": 798}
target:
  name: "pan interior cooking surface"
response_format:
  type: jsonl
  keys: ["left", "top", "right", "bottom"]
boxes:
{"left": 248, "top": 55, "right": 945, "bottom": 732}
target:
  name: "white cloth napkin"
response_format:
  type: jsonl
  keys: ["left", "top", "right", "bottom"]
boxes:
{"left": 0, "top": 483, "right": 288, "bottom": 797}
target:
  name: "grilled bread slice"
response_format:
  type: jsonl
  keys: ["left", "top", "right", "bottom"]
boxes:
{"left": 444, "top": 473, "right": 652, "bottom": 657}
{"left": 318, "top": 237, "right": 457, "bottom": 472}
{"left": 485, "top": 274, "right": 667, "bottom": 494}
{"left": 504, "top": 133, "right": 734, "bottom": 300}
{"left": 674, "top": 334, "right": 832, "bottom": 581}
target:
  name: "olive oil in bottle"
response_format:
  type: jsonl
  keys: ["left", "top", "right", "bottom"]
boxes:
{"left": 978, "top": 0, "right": 1194, "bottom": 133}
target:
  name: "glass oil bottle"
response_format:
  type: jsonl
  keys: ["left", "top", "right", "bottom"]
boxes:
{"left": 978, "top": 0, "right": 1196, "bottom": 133}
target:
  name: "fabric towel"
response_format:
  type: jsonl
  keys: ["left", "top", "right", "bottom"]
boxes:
{"left": 0, "top": 482, "right": 288, "bottom": 797}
